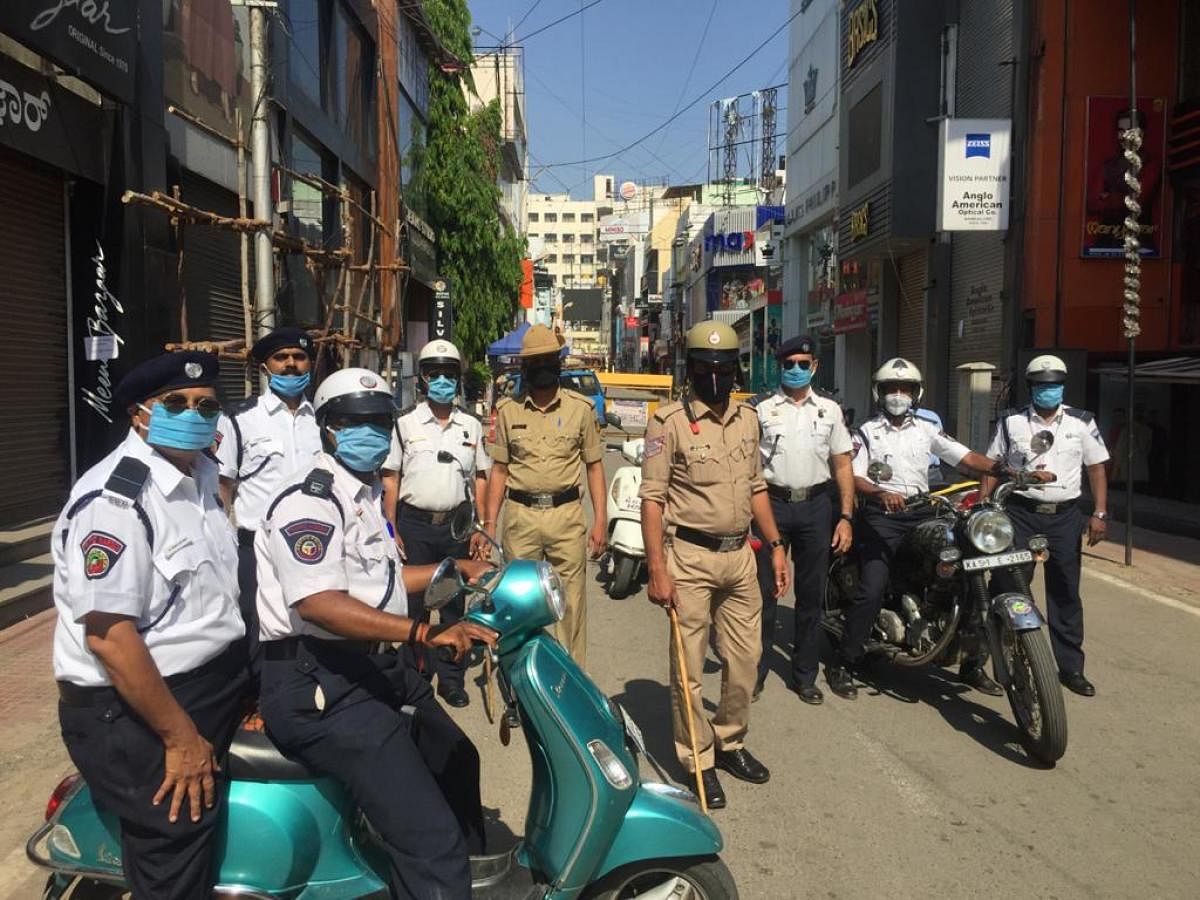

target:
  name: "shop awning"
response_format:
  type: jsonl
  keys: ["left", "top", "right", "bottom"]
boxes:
{"left": 487, "top": 322, "right": 530, "bottom": 357}
{"left": 1093, "top": 356, "right": 1200, "bottom": 383}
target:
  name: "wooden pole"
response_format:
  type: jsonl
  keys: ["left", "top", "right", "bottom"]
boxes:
{"left": 172, "top": 184, "right": 188, "bottom": 343}
{"left": 669, "top": 607, "right": 708, "bottom": 814}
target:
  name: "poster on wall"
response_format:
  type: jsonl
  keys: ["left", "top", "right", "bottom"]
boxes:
{"left": 709, "top": 269, "right": 767, "bottom": 311}
{"left": 1082, "top": 96, "right": 1165, "bottom": 259}
{"left": 750, "top": 305, "right": 783, "bottom": 393}
{"left": 936, "top": 118, "right": 1012, "bottom": 231}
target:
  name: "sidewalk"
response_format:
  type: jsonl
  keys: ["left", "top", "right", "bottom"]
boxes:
{"left": 1082, "top": 520, "right": 1200, "bottom": 610}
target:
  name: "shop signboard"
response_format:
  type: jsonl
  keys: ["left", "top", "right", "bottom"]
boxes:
{"left": 1082, "top": 96, "right": 1164, "bottom": 258}
{"left": 833, "top": 290, "right": 869, "bottom": 334}
{"left": 431, "top": 277, "right": 452, "bottom": 340}
{"left": 0, "top": 0, "right": 136, "bottom": 103}
{"left": 937, "top": 118, "right": 1012, "bottom": 231}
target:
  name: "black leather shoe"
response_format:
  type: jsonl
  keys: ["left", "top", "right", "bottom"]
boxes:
{"left": 826, "top": 665, "right": 858, "bottom": 700}
{"left": 1059, "top": 671, "right": 1095, "bottom": 697}
{"left": 699, "top": 768, "right": 726, "bottom": 809}
{"left": 794, "top": 683, "right": 824, "bottom": 705}
{"left": 714, "top": 748, "right": 770, "bottom": 784}
{"left": 439, "top": 685, "right": 470, "bottom": 708}
{"left": 961, "top": 667, "right": 1004, "bottom": 697}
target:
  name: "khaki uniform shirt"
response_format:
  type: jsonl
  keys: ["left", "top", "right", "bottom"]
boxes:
{"left": 639, "top": 398, "right": 766, "bottom": 535}
{"left": 489, "top": 389, "right": 602, "bottom": 492}
{"left": 757, "top": 390, "right": 852, "bottom": 489}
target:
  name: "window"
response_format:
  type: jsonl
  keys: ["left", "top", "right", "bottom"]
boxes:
{"left": 581, "top": 254, "right": 593, "bottom": 264}
{"left": 397, "top": 90, "right": 426, "bottom": 211}
{"left": 563, "top": 254, "right": 576, "bottom": 263}
{"left": 562, "top": 233, "right": 574, "bottom": 243}
{"left": 847, "top": 83, "right": 882, "bottom": 189}
{"left": 563, "top": 212, "right": 576, "bottom": 223}
{"left": 544, "top": 212, "right": 558, "bottom": 222}
{"left": 596, "top": 247, "right": 608, "bottom": 262}
{"left": 581, "top": 212, "right": 594, "bottom": 223}
{"left": 529, "top": 212, "right": 539, "bottom": 222}
{"left": 545, "top": 254, "right": 557, "bottom": 263}
{"left": 544, "top": 233, "right": 557, "bottom": 243}
{"left": 287, "top": 0, "right": 324, "bottom": 104}
{"left": 580, "top": 233, "right": 593, "bottom": 244}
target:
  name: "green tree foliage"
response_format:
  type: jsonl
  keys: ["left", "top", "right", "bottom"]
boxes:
{"left": 420, "top": 0, "right": 525, "bottom": 364}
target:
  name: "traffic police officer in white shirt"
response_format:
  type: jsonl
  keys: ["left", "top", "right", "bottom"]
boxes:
{"left": 53, "top": 351, "right": 247, "bottom": 899}
{"left": 982, "top": 354, "right": 1109, "bottom": 697}
{"left": 254, "top": 367, "right": 496, "bottom": 899}
{"left": 381, "top": 339, "right": 490, "bottom": 707}
{"left": 835, "top": 357, "right": 1007, "bottom": 700}
{"left": 215, "top": 326, "right": 321, "bottom": 664}
{"left": 752, "top": 335, "right": 855, "bottom": 705}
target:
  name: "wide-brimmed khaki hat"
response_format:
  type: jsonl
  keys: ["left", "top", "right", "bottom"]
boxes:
{"left": 519, "top": 323, "right": 565, "bottom": 358}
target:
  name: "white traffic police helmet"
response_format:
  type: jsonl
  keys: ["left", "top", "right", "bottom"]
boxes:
{"left": 417, "top": 339, "right": 463, "bottom": 372}
{"left": 1025, "top": 354, "right": 1068, "bottom": 384}
{"left": 871, "top": 357, "right": 924, "bottom": 405}
{"left": 313, "top": 368, "right": 396, "bottom": 425}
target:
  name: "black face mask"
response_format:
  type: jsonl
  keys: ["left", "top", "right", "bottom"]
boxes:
{"left": 691, "top": 370, "right": 736, "bottom": 405}
{"left": 526, "top": 362, "right": 560, "bottom": 390}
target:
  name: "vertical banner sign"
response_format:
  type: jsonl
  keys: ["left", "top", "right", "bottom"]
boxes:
{"left": 1082, "top": 96, "right": 1164, "bottom": 259}
{"left": 937, "top": 118, "right": 1012, "bottom": 231}
{"left": 431, "top": 277, "right": 453, "bottom": 340}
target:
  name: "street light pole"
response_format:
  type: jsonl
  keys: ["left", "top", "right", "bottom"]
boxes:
{"left": 1120, "top": 0, "right": 1141, "bottom": 567}
{"left": 250, "top": 3, "right": 276, "bottom": 341}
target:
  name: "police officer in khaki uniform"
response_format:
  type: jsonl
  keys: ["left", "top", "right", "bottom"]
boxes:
{"left": 752, "top": 335, "right": 855, "bottom": 705}
{"left": 640, "top": 321, "right": 789, "bottom": 809}
{"left": 484, "top": 324, "right": 606, "bottom": 666}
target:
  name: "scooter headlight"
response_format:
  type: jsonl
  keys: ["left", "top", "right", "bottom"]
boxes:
{"left": 536, "top": 561, "right": 567, "bottom": 622}
{"left": 966, "top": 508, "right": 1015, "bottom": 554}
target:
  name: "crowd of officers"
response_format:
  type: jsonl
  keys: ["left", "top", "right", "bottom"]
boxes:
{"left": 49, "top": 318, "right": 1109, "bottom": 897}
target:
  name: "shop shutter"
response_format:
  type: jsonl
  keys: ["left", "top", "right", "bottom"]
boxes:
{"left": 0, "top": 147, "right": 69, "bottom": 527}
{"left": 180, "top": 170, "right": 254, "bottom": 403}
{"left": 896, "top": 249, "right": 927, "bottom": 371}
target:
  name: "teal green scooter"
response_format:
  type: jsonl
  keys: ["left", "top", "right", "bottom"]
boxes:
{"left": 28, "top": 505, "right": 735, "bottom": 899}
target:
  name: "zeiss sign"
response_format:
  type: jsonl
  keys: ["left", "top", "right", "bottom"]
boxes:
{"left": 965, "top": 134, "right": 991, "bottom": 159}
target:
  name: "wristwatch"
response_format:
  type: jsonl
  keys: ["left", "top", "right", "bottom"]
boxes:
{"left": 839, "top": 513, "right": 853, "bottom": 523}
{"left": 1092, "top": 511, "right": 1108, "bottom": 521}
{"left": 769, "top": 538, "right": 786, "bottom": 549}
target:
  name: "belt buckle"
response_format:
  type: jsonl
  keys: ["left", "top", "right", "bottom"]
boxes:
{"left": 429, "top": 510, "right": 450, "bottom": 526}
{"left": 716, "top": 534, "right": 743, "bottom": 552}
{"left": 1035, "top": 503, "right": 1056, "bottom": 514}
{"left": 532, "top": 494, "right": 554, "bottom": 510}
{"left": 790, "top": 488, "right": 807, "bottom": 503}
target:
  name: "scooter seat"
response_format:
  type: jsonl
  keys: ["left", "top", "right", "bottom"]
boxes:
{"left": 228, "top": 728, "right": 319, "bottom": 781}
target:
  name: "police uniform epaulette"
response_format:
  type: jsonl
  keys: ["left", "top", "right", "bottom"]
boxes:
{"left": 396, "top": 404, "right": 417, "bottom": 418}
{"left": 652, "top": 400, "right": 685, "bottom": 423}
{"left": 560, "top": 388, "right": 590, "bottom": 404}
{"left": 301, "top": 468, "right": 335, "bottom": 498}
{"left": 1064, "top": 408, "right": 1095, "bottom": 424}
{"left": 999, "top": 407, "right": 1020, "bottom": 420}
{"left": 815, "top": 387, "right": 838, "bottom": 400}
{"left": 105, "top": 457, "right": 151, "bottom": 501}
{"left": 748, "top": 391, "right": 772, "bottom": 408}
{"left": 229, "top": 395, "right": 259, "bottom": 417}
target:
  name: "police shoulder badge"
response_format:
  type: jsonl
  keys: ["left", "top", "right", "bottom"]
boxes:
{"left": 644, "top": 435, "right": 665, "bottom": 459}
{"left": 281, "top": 519, "right": 335, "bottom": 565}
{"left": 81, "top": 531, "right": 126, "bottom": 580}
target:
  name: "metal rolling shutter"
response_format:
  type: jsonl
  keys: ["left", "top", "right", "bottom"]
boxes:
{"left": 896, "top": 249, "right": 926, "bottom": 371}
{"left": 0, "top": 147, "right": 69, "bottom": 527}
{"left": 948, "top": 0, "right": 1013, "bottom": 422}
{"left": 180, "top": 171, "right": 253, "bottom": 402}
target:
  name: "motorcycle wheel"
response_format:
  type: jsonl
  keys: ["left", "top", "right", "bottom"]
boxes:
{"left": 43, "top": 876, "right": 126, "bottom": 900}
{"left": 581, "top": 855, "right": 737, "bottom": 900}
{"left": 1002, "top": 626, "right": 1068, "bottom": 765}
{"left": 608, "top": 554, "right": 637, "bottom": 600}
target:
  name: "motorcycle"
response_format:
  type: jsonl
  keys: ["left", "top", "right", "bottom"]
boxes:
{"left": 603, "top": 439, "right": 646, "bottom": 599}
{"left": 823, "top": 461, "right": 1069, "bottom": 765}
{"left": 30, "top": 501, "right": 735, "bottom": 899}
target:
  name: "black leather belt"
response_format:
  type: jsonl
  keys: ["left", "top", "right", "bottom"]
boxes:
{"left": 674, "top": 526, "right": 749, "bottom": 553}
{"left": 507, "top": 486, "right": 580, "bottom": 509}
{"left": 398, "top": 502, "right": 461, "bottom": 527}
{"left": 1010, "top": 494, "right": 1077, "bottom": 515}
{"left": 237, "top": 528, "right": 256, "bottom": 548}
{"left": 58, "top": 644, "right": 244, "bottom": 707}
{"left": 767, "top": 481, "right": 832, "bottom": 503}
{"left": 262, "top": 637, "right": 372, "bottom": 661}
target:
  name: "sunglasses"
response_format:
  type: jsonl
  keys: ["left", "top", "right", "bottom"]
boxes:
{"left": 156, "top": 393, "right": 222, "bottom": 419}
{"left": 422, "top": 366, "right": 459, "bottom": 379}
{"left": 781, "top": 359, "right": 813, "bottom": 371}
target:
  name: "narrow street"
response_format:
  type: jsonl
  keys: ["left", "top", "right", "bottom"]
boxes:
{"left": 3, "top": 452, "right": 1198, "bottom": 898}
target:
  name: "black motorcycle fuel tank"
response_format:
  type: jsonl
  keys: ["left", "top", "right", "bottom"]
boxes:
{"left": 893, "top": 517, "right": 956, "bottom": 587}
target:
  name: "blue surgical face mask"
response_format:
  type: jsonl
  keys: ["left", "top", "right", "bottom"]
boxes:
{"left": 781, "top": 366, "right": 814, "bottom": 390}
{"left": 330, "top": 423, "right": 392, "bottom": 473}
{"left": 140, "top": 403, "right": 220, "bottom": 452}
{"left": 425, "top": 375, "right": 458, "bottom": 405}
{"left": 269, "top": 371, "right": 311, "bottom": 398}
{"left": 1031, "top": 383, "right": 1064, "bottom": 410}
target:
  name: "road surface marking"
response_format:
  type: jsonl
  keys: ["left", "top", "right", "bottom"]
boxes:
{"left": 1083, "top": 567, "right": 1200, "bottom": 620}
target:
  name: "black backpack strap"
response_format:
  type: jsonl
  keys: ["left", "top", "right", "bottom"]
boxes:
{"left": 62, "top": 457, "right": 154, "bottom": 549}
{"left": 265, "top": 467, "right": 345, "bottom": 525}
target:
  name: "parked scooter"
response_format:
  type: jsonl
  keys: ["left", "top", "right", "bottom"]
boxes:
{"left": 603, "top": 439, "right": 646, "bottom": 599}
{"left": 30, "top": 501, "right": 734, "bottom": 899}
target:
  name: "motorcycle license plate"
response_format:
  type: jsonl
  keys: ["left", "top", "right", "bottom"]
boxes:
{"left": 963, "top": 549, "right": 1033, "bottom": 571}
{"left": 617, "top": 703, "right": 647, "bottom": 753}
{"left": 620, "top": 496, "right": 642, "bottom": 513}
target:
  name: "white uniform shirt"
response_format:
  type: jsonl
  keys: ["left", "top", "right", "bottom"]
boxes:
{"left": 852, "top": 413, "right": 971, "bottom": 497}
{"left": 215, "top": 392, "right": 322, "bottom": 531}
{"left": 382, "top": 402, "right": 490, "bottom": 512}
{"left": 757, "top": 390, "right": 852, "bottom": 489}
{"left": 986, "top": 405, "right": 1110, "bottom": 501}
{"left": 255, "top": 452, "right": 407, "bottom": 642}
{"left": 52, "top": 431, "right": 244, "bottom": 686}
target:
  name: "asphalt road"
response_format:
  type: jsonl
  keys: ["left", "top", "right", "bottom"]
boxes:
{"left": 2, "top": 450, "right": 1199, "bottom": 897}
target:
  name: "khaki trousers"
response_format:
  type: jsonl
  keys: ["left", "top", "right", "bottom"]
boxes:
{"left": 502, "top": 500, "right": 588, "bottom": 667}
{"left": 668, "top": 538, "right": 762, "bottom": 772}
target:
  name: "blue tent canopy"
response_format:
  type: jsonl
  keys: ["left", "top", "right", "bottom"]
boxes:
{"left": 487, "top": 321, "right": 530, "bottom": 358}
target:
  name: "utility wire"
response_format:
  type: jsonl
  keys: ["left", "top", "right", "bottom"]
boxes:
{"left": 512, "top": 0, "right": 545, "bottom": 34}
{"left": 539, "top": 6, "right": 801, "bottom": 169}
{"left": 517, "top": 0, "right": 607, "bottom": 43}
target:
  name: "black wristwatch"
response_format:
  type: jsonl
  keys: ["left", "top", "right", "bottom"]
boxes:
{"left": 769, "top": 538, "right": 786, "bottom": 549}
{"left": 839, "top": 513, "right": 853, "bottom": 523}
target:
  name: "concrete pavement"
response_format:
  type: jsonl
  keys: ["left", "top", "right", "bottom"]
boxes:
{"left": 2, "top": 458, "right": 1199, "bottom": 897}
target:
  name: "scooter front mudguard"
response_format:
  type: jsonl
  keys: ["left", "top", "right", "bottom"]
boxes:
{"left": 608, "top": 517, "right": 645, "bottom": 558}
{"left": 591, "top": 782, "right": 723, "bottom": 882}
